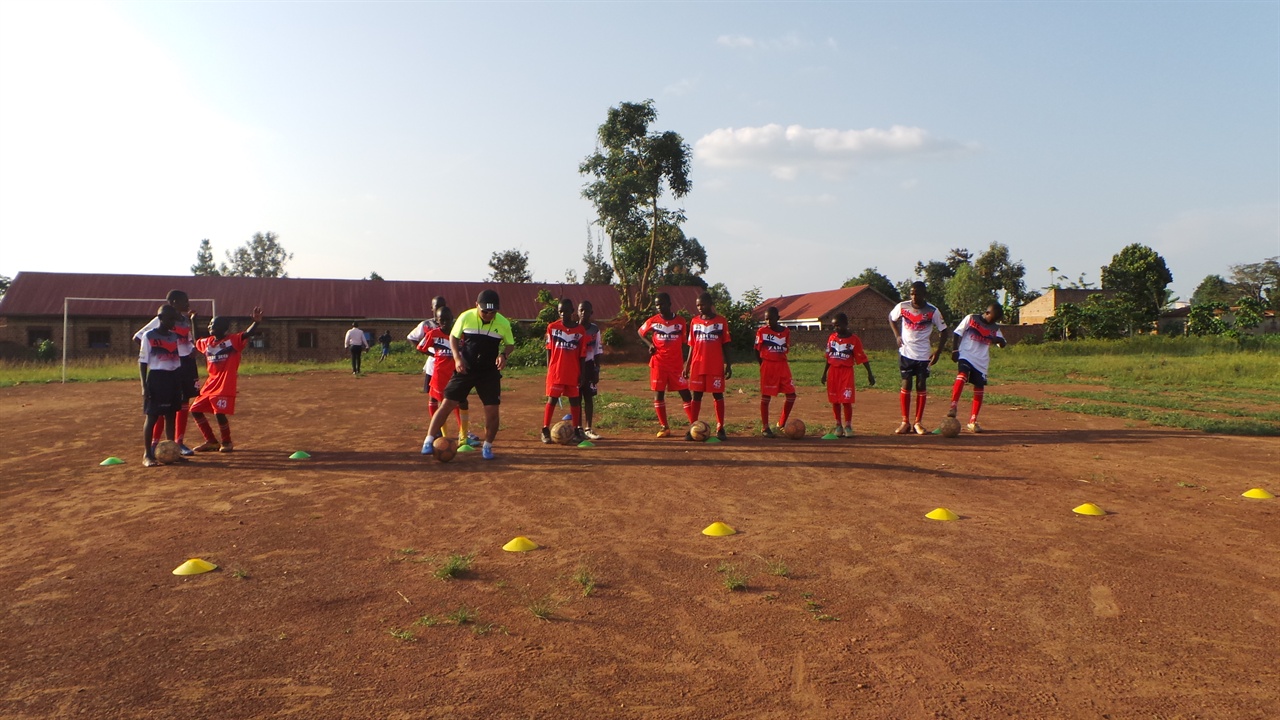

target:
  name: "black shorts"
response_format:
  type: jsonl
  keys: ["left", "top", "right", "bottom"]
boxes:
{"left": 144, "top": 369, "right": 185, "bottom": 415}
{"left": 444, "top": 369, "right": 501, "bottom": 406}
{"left": 180, "top": 354, "right": 200, "bottom": 400}
{"left": 956, "top": 359, "right": 988, "bottom": 388}
{"left": 899, "top": 356, "right": 932, "bottom": 381}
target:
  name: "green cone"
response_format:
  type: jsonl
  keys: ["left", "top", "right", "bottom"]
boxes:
{"left": 289, "top": 451, "right": 311, "bottom": 459}
{"left": 99, "top": 457, "right": 124, "bottom": 466}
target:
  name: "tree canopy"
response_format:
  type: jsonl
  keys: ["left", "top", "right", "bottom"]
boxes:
{"left": 222, "top": 232, "right": 292, "bottom": 278}
{"left": 1229, "top": 257, "right": 1279, "bottom": 309}
{"left": 191, "top": 239, "right": 219, "bottom": 276}
{"left": 1190, "top": 274, "right": 1238, "bottom": 306}
{"left": 487, "top": 249, "right": 533, "bottom": 283}
{"left": 843, "top": 268, "right": 900, "bottom": 303}
{"left": 581, "top": 231, "right": 613, "bottom": 286}
{"left": 1100, "top": 243, "right": 1173, "bottom": 329}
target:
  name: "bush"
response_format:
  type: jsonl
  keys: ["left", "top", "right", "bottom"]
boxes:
{"left": 505, "top": 338, "right": 546, "bottom": 368}
{"left": 602, "top": 328, "right": 622, "bottom": 348}
{"left": 35, "top": 339, "right": 57, "bottom": 362}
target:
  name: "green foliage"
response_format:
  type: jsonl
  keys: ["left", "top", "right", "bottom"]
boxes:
{"left": 707, "top": 284, "right": 762, "bottom": 354}
{"left": 487, "top": 248, "right": 532, "bottom": 283}
{"left": 582, "top": 229, "right": 614, "bottom": 285}
{"left": 528, "top": 289, "right": 559, "bottom": 339}
{"left": 191, "top": 238, "right": 220, "bottom": 276}
{"left": 943, "top": 263, "right": 994, "bottom": 318}
{"left": 432, "top": 553, "right": 475, "bottom": 580}
{"left": 1043, "top": 296, "right": 1135, "bottom": 340}
{"left": 1186, "top": 303, "right": 1229, "bottom": 336}
{"left": 974, "top": 242, "right": 1030, "bottom": 320}
{"left": 842, "top": 267, "right": 900, "bottom": 302}
{"left": 367, "top": 271, "right": 384, "bottom": 281}
{"left": 1189, "top": 296, "right": 1270, "bottom": 339}
{"left": 1190, "top": 274, "right": 1238, "bottom": 306}
{"left": 505, "top": 338, "right": 547, "bottom": 368}
{"left": 601, "top": 327, "right": 621, "bottom": 348}
{"left": 221, "top": 231, "right": 292, "bottom": 278}
{"left": 1100, "top": 243, "right": 1173, "bottom": 329}
{"left": 1229, "top": 256, "right": 1279, "bottom": 309}
{"left": 34, "top": 339, "right": 57, "bottom": 362}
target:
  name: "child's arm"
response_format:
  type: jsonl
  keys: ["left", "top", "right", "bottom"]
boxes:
{"left": 820, "top": 361, "right": 829, "bottom": 385}
{"left": 723, "top": 345, "right": 733, "bottom": 380}
{"left": 861, "top": 361, "right": 876, "bottom": 387}
{"left": 242, "top": 307, "right": 265, "bottom": 338}
{"left": 930, "top": 328, "right": 950, "bottom": 365}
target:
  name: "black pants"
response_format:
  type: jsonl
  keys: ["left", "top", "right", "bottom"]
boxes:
{"left": 350, "top": 346, "right": 364, "bottom": 373}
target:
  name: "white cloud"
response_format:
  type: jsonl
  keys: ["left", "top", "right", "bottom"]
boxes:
{"left": 694, "top": 124, "right": 974, "bottom": 179}
{"left": 715, "top": 32, "right": 816, "bottom": 51}
{"left": 716, "top": 35, "right": 757, "bottom": 48}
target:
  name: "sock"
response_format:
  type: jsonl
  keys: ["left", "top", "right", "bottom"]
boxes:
{"left": 971, "top": 388, "right": 984, "bottom": 422}
{"left": 690, "top": 400, "right": 702, "bottom": 422}
{"left": 429, "top": 398, "right": 439, "bottom": 416}
{"left": 543, "top": 402, "right": 555, "bottom": 428}
{"left": 951, "top": 374, "right": 966, "bottom": 405}
{"left": 483, "top": 441, "right": 493, "bottom": 452}
{"left": 219, "top": 422, "right": 232, "bottom": 445}
{"left": 454, "top": 408, "right": 464, "bottom": 439}
{"left": 714, "top": 397, "right": 725, "bottom": 427}
{"left": 459, "top": 409, "right": 471, "bottom": 437}
{"left": 831, "top": 403, "right": 842, "bottom": 424}
{"left": 176, "top": 408, "right": 188, "bottom": 444}
{"left": 780, "top": 395, "right": 796, "bottom": 427}
{"left": 151, "top": 421, "right": 164, "bottom": 444}
{"left": 760, "top": 398, "right": 770, "bottom": 428}
{"left": 654, "top": 400, "right": 669, "bottom": 427}
{"left": 914, "top": 392, "right": 928, "bottom": 423}
{"left": 899, "top": 389, "right": 911, "bottom": 421}
{"left": 193, "top": 415, "right": 216, "bottom": 442}
{"left": 571, "top": 405, "right": 582, "bottom": 429}
{"left": 843, "top": 403, "right": 853, "bottom": 425}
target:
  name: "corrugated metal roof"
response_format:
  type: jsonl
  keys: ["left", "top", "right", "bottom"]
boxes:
{"left": 752, "top": 285, "right": 890, "bottom": 322}
{"left": 0, "top": 272, "right": 704, "bottom": 322}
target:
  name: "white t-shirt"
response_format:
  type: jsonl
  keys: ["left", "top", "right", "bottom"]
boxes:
{"left": 345, "top": 327, "right": 368, "bottom": 348}
{"left": 889, "top": 301, "right": 947, "bottom": 361}
{"left": 953, "top": 314, "right": 1005, "bottom": 377}
{"left": 134, "top": 315, "right": 194, "bottom": 362}
{"left": 407, "top": 319, "right": 439, "bottom": 374}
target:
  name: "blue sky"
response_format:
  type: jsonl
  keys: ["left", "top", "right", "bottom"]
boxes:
{"left": 1, "top": 1, "right": 1276, "bottom": 303}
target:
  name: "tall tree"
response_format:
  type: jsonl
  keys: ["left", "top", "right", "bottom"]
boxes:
{"left": 580, "top": 99, "right": 692, "bottom": 317}
{"left": 1100, "top": 243, "right": 1173, "bottom": 329}
{"left": 1190, "top": 274, "right": 1238, "bottom": 306}
{"left": 973, "top": 242, "right": 1029, "bottom": 320}
{"left": 191, "top": 239, "right": 220, "bottom": 276}
{"left": 222, "top": 231, "right": 292, "bottom": 278}
{"left": 367, "top": 271, "right": 384, "bottom": 281}
{"left": 944, "top": 263, "right": 994, "bottom": 317}
{"left": 487, "top": 248, "right": 533, "bottom": 283}
{"left": 0, "top": 274, "right": 10, "bottom": 299}
{"left": 843, "top": 267, "right": 901, "bottom": 303}
{"left": 1229, "top": 257, "right": 1280, "bottom": 308}
{"left": 650, "top": 224, "right": 708, "bottom": 288}
{"left": 906, "top": 259, "right": 958, "bottom": 321}
{"left": 582, "top": 229, "right": 614, "bottom": 285}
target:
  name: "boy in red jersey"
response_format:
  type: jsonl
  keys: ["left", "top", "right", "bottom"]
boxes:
{"left": 888, "top": 281, "right": 949, "bottom": 435}
{"left": 190, "top": 307, "right": 264, "bottom": 452}
{"left": 138, "top": 305, "right": 184, "bottom": 467}
{"left": 416, "top": 305, "right": 475, "bottom": 451}
{"left": 821, "top": 312, "right": 876, "bottom": 438}
{"left": 638, "top": 292, "right": 694, "bottom": 438}
{"left": 541, "top": 298, "right": 588, "bottom": 444}
{"left": 683, "top": 292, "right": 733, "bottom": 441}
{"left": 133, "top": 289, "right": 200, "bottom": 455}
{"left": 577, "top": 300, "right": 604, "bottom": 441}
{"left": 754, "top": 306, "right": 797, "bottom": 438}
{"left": 948, "top": 303, "right": 1007, "bottom": 433}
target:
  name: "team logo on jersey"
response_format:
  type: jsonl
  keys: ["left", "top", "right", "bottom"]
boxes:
{"left": 964, "top": 319, "right": 999, "bottom": 345}
{"left": 649, "top": 322, "right": 683, "bottom": 342}
{"left": 758, "top": 332, "right": 788, "bottom": 354}
{"left": 693, "top": 322, "right": 725, "bottom": 343}
{"left": 901, "top": 309, "right": 935, "bottom": 331}
{"left": 549, "top": 329, "right": 583, "bottom": 350}
{"left": 828, "top": 341, "right": 855, "bottom": 360}
{"left": 432, "top": 337, "right": 453, "bottom": 357}
{"left": 205, "top": 340, "right": 236, "bottom": 364}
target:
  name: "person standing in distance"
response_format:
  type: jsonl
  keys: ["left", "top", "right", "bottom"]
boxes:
{"left": 408, "top": 296, "right": 448, "bottom": 392}
{"left": 683, "top": 292, "right": 733, "bottom": 441}
{"left": 888, "top": 281, "right": 949, "bottom": 435}
{"left": 345, "top": 322, "right": 369, "bottom": 375}
{"left": 421, "top": 290, "right": 514, "bottom": 461}
{"left": 638, "top": 292, "right": 693, "bottom": 438}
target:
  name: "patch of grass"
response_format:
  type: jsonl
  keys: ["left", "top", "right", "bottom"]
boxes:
{"left": 802, "top": 595, "right": 839, "bottom": 622}
{"left": 717, "top": 563, "right": 748, "bottom": 591}
{"left": 415, "top": 615, "right": 440, "bottom": 627}
{"left": 446, "top": 605, "right": 477, "bottom": 625}
{"left": 389, "top": 628, "right": 416, "bottom": 642}
{"left": 433, "top": 552, "right": 475, "bottom": 580}
{"left": 989, "top": 393, "right": 1280, "bottom": 436}
{"left": 399, "top": 548, "right": 419, "bottom": 556}
{"left": 231, "top": 568, "right": 249, "bottom": 580}
{"left": 472, "top": 622, "right": 507, "bottom": 636}
{"left": 572, "top": 562, "right": 597, "bottom": 597}
{"left": 760, "top": 556, "right": 790, "bottom": 578}
{"left": 527, "top": 595, "right": 558, "bottom": 621}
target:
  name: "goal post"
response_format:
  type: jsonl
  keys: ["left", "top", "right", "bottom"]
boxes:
{"left": 61, "top": 297, "right": 216, "bottom": 383}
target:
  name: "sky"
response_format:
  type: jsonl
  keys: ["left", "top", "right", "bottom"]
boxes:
{"left": 1, "top": 0, "right": 1277, "bottom": 303}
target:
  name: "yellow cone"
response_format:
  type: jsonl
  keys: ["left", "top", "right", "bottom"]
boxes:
{"left": 173, "top": 558, "right": 217, "bottom": 575}
{"left": 1242, "top": 488, "right": 1275, "bottom": 499}
{"left": 1073, "top": 502, "right": 1106, "bottom": 516}
{"left": 925, "top": 507, "right": 959, "bottom": 521}
{"left": 702, "top": 521, "right": 736, "bottom": 536}
{"left": 502, "top": 536, "right": 539, "bottom": 552}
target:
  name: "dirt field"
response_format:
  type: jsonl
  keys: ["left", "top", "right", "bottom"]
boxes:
{"left": 2, "top": 369, "right": 1278, "bottom": 719}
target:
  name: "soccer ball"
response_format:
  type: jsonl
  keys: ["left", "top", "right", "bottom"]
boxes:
{"left": 154, "top": 440, "right": 183, "bottom": 464}
{"left": 689, "top": 420, "right": 711, "bottom": 441}
{"left": 550, "top": 421, "right": 576, "bottom": 445}
{"left": 939, "top": 417, "right": 962, "bottom": 438}
{"left": 432, "top": 437, "right": 458, "bottom": 462}
{"left": 783, "top": 419, "right": 806, "bottom": 440}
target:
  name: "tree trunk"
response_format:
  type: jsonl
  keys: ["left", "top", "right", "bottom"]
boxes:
{"left": 636, "top": 194, "right": 660, "bottom": 315}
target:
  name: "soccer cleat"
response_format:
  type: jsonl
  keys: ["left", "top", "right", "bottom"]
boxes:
{"left": 573, "top": 428, "right": 588, "bottom": 444}
{"left": 583, "top": 428, "right": 603, "bottom": 441}
{"left": 834, "top": 425, "right": 846, "bottom": 438}
{"left": 947, "top": 406, "right": 958, "bottom": 419}
{"left": 481, "top": 445, "right": 495, "bottom": 460}
{"left": 655, "top": 426, "right": 672, "bottom": 438}
{"left": 466, "top": 433, "right": 482, "bottom": 447}
{"left": 716, "top": 426, "right": 727, "bottom": 442}
{"left": 844, "top": 425, "right": 855, "bottom": 438}
{"left": 761, "top": 426, "right": 776, "bottom": 438}
{"left": 541, "top": 427, "right": 553, "bottom": 444}
{"left": 143, "top": 455, "right": 159, "bottom": 467}
{"left": 895, "top": 421, "right": 912, "bottom": 435}
{"left": 967, "top": 422, "right": 983, "bottom": 433}
{"left": 913, "top": 422, "right": 928, "bottom": 436}
{"left": 218, "top": 442, "right": 234, "bottom": 453}
{"left": 684, "top": 429, "right": 696, "bottom": 441}
{"left": 178, "top": 444, "right": 195, "bottom": 457}
{"left": 193, "top": 440, "right": 221, "bottom": 453}
{"left": 421, "top": 437, "right": 434, "bottom": 455}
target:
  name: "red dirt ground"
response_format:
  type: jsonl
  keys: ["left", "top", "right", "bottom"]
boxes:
{"left": 2, "top": 369, "right": 1278, "bottom": 719}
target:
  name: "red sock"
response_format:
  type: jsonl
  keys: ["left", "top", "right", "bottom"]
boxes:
{"left": 831, "top": 403, "right": 842, "bottom": 424}
{"left": 780, "top": 396, "right": 795, "bottom": 426}
{"left": 543, "top": 402, "right": 555, "bottom": 428}
{"left": 219, "top": 422, "right": 232, "bottom": 444}
{"left": 690, "top": 400, "right": 702, "bottom": 422}
{"left": 899, "top": 389, "right": 911, "bottom": 420}
{"left": 914, "top": 392, "right": 928, "bottom": 423}
{"left": 176, "top": 408, "right": 189, "bottom": 444}
{"left": 951, "top": 375, "right": 966, "bottom": 404}
{"left": 151, "top": 421, "right": 164, "bottom": 444}
{"left": 429, "top": 398, "right": 439, "bottom": 416}
{"left": 571, "top": 405, "right": 582, "bottom": 428}
{"left": 453, "top": 407, "right": 463, "bottom": 432}
{"left": 682, "top": 401, "right": 694, "bottom": 422}
{"left": 760, "top": 398, "right": 770, "bottom": 427}
{"left": 843, "top": 403, "right": 853, "bottom": 424}
{"left": 193, "top": 415, "right": 216, "bottom": 442}
{"left": 654, "top": 400, "right": 669, "bottom": 427}
{"left": 971, "top": 388, "right": 984, "bottom": 421}
{"left": 714, "top": 397, "right": 725, "bottom": 427}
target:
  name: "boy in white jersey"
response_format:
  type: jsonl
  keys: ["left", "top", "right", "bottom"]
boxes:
{"left": 133, "top": 289, "right": 199, "bottom": 455}
{"left": 948, "top": 303, "right": 1007, "bottom": 433}
{"left": 139, "top": 305, "right": 185, "bottom": 466}
{"left": 888, "top": 281, "right": 949, "bottom": 435}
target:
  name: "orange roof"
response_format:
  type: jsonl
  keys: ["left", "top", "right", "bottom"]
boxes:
{"left": 752, "top": 285, "right": 890, "bottom": 322}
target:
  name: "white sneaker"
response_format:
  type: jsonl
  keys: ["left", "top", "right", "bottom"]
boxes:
{"left": 583, "top": 429, "right": 603, "bottom": 441}
{"left": 967, "top": 422, "right": 983, "bottom": 434}
{"left": 421, "top": 437, "right": 434, "bottom": 455}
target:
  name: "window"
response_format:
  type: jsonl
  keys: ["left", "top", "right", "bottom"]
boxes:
{"left": 27, "top": 327, "right": 52, "bottom": 346}
{"left": 87, "top": 328, "right": 111, "bottom": 349}
{"left": 249, "top": 334, "right": 266, "bottom": 349}
{"left": 297, "top": 330, "right": 318, "bottom": 349}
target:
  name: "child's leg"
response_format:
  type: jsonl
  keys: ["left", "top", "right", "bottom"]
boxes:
{"left": 582, "top": 393, "right": 594, "bottom": 429}
{"left": 831, "top": 402, "right": 842, "bottom": 425}
{"left": 842, "top": 402, "right": 853, "bottom": 426}
{"left": 543, "top": 398, "right": 556, "bottom": 429}
{"left": 679, "top": 389, "right": 695, "bottom": 422}
{"left": 914, "top": 378, "right": 928, "bottom": 424}
{"left": 216, "top": 414, "right": 232, "bottom": 445}
{"left": 143, "top": 414, "right": 161, "bottom": 459}
{"left": 690, "top": 391, "right": 703, "bottom": 421}
{"left": 780, "top": 393, "right": 796, "bottom": 427}
{"left": 175, "top": 404, "right": 189, "bottom": 446}
{"left": 899, "top": 379, "right": 912, "bottom": 421}
{"left": 759, "top": 395, "right": 771, "bottom": 428}
{"left": 949, "top": 371, "right": 968, "bottom": 416}
{"left": 653, "top": 391, "right": 669, "bottom": 428}
{"left": 457, "top": 397, "right": 471, "bottom": 440}
{"left": 970, "top": 387, "right": 985, "bottom": 422}
{"left": 712, "top": 392, "right": 725, "bottom": 428}
{"left": 569, "top": 396, "right": 582, "bottom": 429}
{"left": 191, "top": 412, "right": 217, "bottom": 442}
{"left": 163, "top": 412, "right": 177, "bottom": 441}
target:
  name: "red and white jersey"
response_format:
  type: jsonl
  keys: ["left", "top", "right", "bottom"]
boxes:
{"left": 953, "top": 314, "right": 1005, "bottom": 376}
{"left": 582, "top": 323, "right": 603, "bottom": 363}
{"left": 754, "top": 326, "right": 791, "bottom": 363}
{"left": 408, "top": 319, "right": 439, "bottom": 373}
{"left": 825, "top": 332, "right": 868, "bottom": 368}
{"left": 688, "top": 314, "right": 731, "bottom": 375}
{"left": 140, "top": 327, "right": 182, "bottom": 371}
{"left": 889, "top": 301, "right": 947, "bottom": 361}
{"left": 134, "top": 314, "right": 194, "bottom": 360}
{"left": 195, "top": 332, "right": 247, "bottom": 397}
{"left": 545, "top": 320, "right": 586, "bottom": 386}
{"left": 417, "top": 327, "right": 454, "bottom": 377}
{"left": 639, "top": 313, "right": 687, "bottom": 371}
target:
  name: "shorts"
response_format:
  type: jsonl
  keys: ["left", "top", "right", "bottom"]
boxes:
{"left": 179, "top": 354, "right": 200, "bottom": 400}
{"left": 826, "top": 365, "right": 855, "bottom": 404}
{"left": 143, "top": 369, "right": 184, "bottom": 416}
{"left": 444, "top": 369, "right": 501, "bottom": 406}
{"left": 759, "top": 362, "right": 795, "bottom": 396}
{"left": 688, "top": 374, "right": 726, "bottom": 394}
{"left": 899, "top": 356, "right": 932, "bottom": 382}
{"left": 956, "top": 359, "right": 988, "bottom": 388}
{"left": 579, "top": 381, "right": 597, "bottom": 398}
{"left": 190, "top": 394, "right": 236, "bottom": 415}
{"left": 546, "top": 381, "right": 581, "bottom": 399}
{"left": 650, "top": 364, "right": 688, "bottom": 393}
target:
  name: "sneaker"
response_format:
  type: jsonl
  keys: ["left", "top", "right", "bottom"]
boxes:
{"left": 895, "top": 421, "right": 912, "bottom": 435}
{"left": 481, "top": 445, "right": 495, "bottom": 460}
{"left": 844, "top": 425, "right": 855, "bottom": 438}
{"left": 573, "top": 428, "right": 588, "bottom": 444}
{"left": 178, "top": 444, "right": 195, "bottom": 457}
{"left": 193, "top": 440, "right": 220, "bottom": 453}
{"left": 541, "top": 427, "right": 553, "bottom": 444}
{"left": 656, "top": 426, "right": 672, "bottom": 439}
{"left": 913, "top": 422, "right": 928, "bottom": 436}
{"left": 421, "top": 437, "right": 434, "bottom": 455}
{"left": 946, "top": 406, "right": 958, "bottom": 419}
{"left": 761, "top": 426, "right": 776, "bottom": 438}
{"left": 583, "top": 428, "right": 603, "bottom": 441}
{"left": 716, "top": 426, "right": 727, "bottom": 441}
{"left": 218, "top": 442, "right": 234, "bottom": 453}
{"left": 834, "top": 425, "right": 846, "bottom": 438}
{"left": 967, "top": 422, "right": 983, "bottom": 434}
{"left": 466, "top": 433, "right": 482, "bottom": 447}
{"left": 143, "top": 455, "right": 159, "bottom": 467}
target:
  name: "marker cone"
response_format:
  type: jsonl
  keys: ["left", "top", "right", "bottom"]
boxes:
{"left": 289, "top": 451, "right": 311, "bottom": 460}
{"left": 702, "top": 521, "right": 736, "bottom": 536}
{"left": 99, "top": 457, "right": 124, "bottom": 466}
{"left": 1242, "top": 488, "right": 1275, "bottom": 499}
{"left": 1073, "top": 503, "right": 1106, "bottom": 516}
{"left": 173, "top": 558, "right": 217, "bottom": 575}
{"left": 502, "top": 536, "right": 539, "bottom": 552}
{"left": 925, "top": 508, "right": 959, "bottom": 521}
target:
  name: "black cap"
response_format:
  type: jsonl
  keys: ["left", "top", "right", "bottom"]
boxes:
{"left": 477, "top": 290, "right": 500, "bottom": 311}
